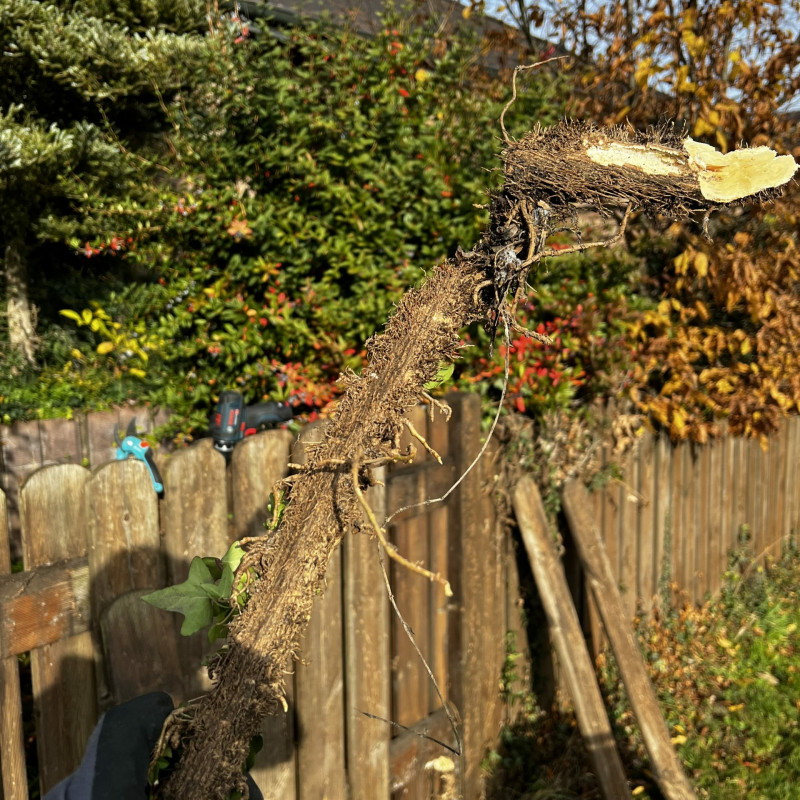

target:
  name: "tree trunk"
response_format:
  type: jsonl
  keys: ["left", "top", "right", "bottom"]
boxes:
{"left": 4, "top": 236, "right": 37, "bottom": 365}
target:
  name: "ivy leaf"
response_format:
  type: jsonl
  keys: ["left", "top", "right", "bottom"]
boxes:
{"left": 142, "top": 557, "right": 218, "bottom": 636}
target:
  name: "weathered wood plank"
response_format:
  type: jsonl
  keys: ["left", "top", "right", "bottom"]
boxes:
{"left": 448, "top": 392, "right": 499, "bottom": 800}
{"left": 161, "top": 438, "right": 229, "bottom": 698}
{"left": 21, "top": 464, "right": 96, "bottom": 793}
{"left": 239, "top": 428, "right": 298, "bottom": 800}
{"left": 707, "top": 440, "right": 724, "bottom": 598}
{"left": 670, "top": 444, "right": 687, "bottom": 608}
{"left": 86, "top": 460, "right": 163, "bottom": 615}
{"left": 619, "top": 449, "right": 639, "bottom": 619}
{"left": 562, "top": 479, "right": 697, "bottom": 800}
{"left": 0, "top": 558, "right": 89, "bottom": 657}
{"left": 231, "top": 429, "right": 293, "bottom": 540}
{"left": 86, "top": 459, "right": 163, "bottom": 714}
{"left": 683, "top": 448, "right": 698, "bottom": 606}
{"left": 513, "top": 479, "right": 630, "bottom": 800}
{"left": 785, "top": 418, "right": 800, "bottom": 543}
{"left": 344, "top": 471, "right": 390, "bottom": 800}
{"left": 695, "top": 444, "right": 710, "bottom": 601}
{"left": 292, "top": 423, "right": 346, "bottom": 800}
{"left": 638, "top": 434, "right": 655, "bottom": 611}
{"left": 1, "top": 489, "right": 28, "bottom": 800}
{"left": 100, "top": 590, "right": 184, "bottom": 702}
{"left": 391, "top": 509, "right": 430, "bottom": 728}
{"left": 769, "top": 428, "right": 784, "bottom": 559}
{"left": 653, "top": 435, "right": 672, "bottom": 611}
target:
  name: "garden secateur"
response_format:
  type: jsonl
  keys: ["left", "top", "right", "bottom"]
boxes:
{"left": 114, "top": 419, "right": 164, "bottom": 494}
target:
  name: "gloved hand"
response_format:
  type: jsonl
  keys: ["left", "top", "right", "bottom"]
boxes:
{"left": 44, "top": 692, "right": 263, "bottom": 800}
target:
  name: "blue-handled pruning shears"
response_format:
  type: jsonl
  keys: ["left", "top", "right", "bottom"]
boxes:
{"left": 114, "top": 419, "right": 164, "bottom": 495}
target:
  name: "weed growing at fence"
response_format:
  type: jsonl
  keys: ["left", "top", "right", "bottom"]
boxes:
{"left": 483, "top": 544, "right": 800, "bottom": 799}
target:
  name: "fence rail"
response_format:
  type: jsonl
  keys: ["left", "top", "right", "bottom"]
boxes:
{"left": 1, "top": 400, "right": 798, "bottom": 799}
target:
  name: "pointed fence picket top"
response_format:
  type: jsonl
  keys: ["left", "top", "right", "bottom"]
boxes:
{"left": 20, "top": 464, "right": 96, "bottom": 794}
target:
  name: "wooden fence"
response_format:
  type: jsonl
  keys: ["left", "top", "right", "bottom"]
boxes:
{"left": 0, "top": 394, "right": 514, "bottom": 800}
{"left": 584, "top": 415, "right": 800, "bottom": 652}
{"left": 1, "top": 397, "right": 798, "bottom": 800}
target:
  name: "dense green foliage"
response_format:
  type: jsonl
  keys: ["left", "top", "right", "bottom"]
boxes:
{"left": 2, "top": 8, "right": 567, "bottom": 433}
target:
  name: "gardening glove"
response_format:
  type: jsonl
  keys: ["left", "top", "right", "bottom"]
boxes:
{"left": 43, "top": 692, "right": 263, "bottom": 800}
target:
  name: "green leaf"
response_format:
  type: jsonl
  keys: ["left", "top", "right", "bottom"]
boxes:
{"left": 141, "top": 557, "right": 217, "bottom": 636}
{"left": 424, "top": 362, "right": 454, "bottom": 390}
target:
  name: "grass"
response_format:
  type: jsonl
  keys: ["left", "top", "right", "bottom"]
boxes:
{"left": 484, "top": 541, "right": 800, "bottom": 799}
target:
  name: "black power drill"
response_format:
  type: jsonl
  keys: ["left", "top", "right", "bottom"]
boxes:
{"left": 209, "top": 390, "right": 293, "bottom": 458}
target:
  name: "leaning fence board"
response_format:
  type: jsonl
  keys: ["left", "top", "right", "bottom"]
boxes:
{"left": 562, "top": 479, "right": 697, "bottom": 800}
{"left": 513, "top": 478, "right": 630, "bottom": 800}
{"left": 1, "top": 489, "right": 28, "bottom": 800}
{"left": 20, "top": 465, "right": 97, "bottom": 793}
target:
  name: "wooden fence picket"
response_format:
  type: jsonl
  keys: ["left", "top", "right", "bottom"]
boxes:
{"left": 20, "top": 464, "right": 95, "bottom": 794}
{"left": 344, "top": 470, "right": 391, "bottom": 800}
{"left": 86, "top": 459, "right": 163, "bottom": 708}
{"left": 161, "top": 438, "right": 229, "bottom": 697}
{"left": 0, "top": 489, "right": 28, "bottom": 800}
{"left": 233, "top": 430, "right": 296, "bottom": 800}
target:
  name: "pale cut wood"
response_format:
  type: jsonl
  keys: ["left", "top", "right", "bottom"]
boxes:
{"left": 562, "top": 478, "right": 697, "bottom": 800}
{"left": 230, "top": 429, "right": 293, "bottom": 540}
{"left": 161, "top": 439, "right": 229, "bottom": 698}
{"left": 1, "top": 489, "right": 28, "bottom": 800}
{"left": 512, "top": 479, "right": 630, "bottom": 800}
{"left": 344, "top": 472, "right": 390, "bottom": 800}
{"left": 20, "top": 465, "right": 97, "bottom": 794}
{"left": 0, "top": 558, "right": 90, "bottom": 657}
{"left": 100, "top": 590, "right": 184, "bottom": 702}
